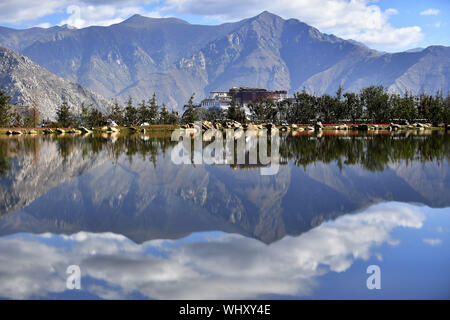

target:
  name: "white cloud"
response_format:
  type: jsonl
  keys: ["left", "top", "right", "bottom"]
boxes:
{"left": 60, "top": 4, "right": 161, "bottom": 29}
{"left": 0, "top": 0, "right": 63, "bottom": 25}
{"left": 423, "top": 238, "right": 442, "bottom": 246}
{"left": 420, "top": 8, "right": 440, "bottom": 16}
{"left": 164, "top": 0, "right": 423, "bottom": 50}
{"left": 34, "top": 22, "right": 52, "bottom": 28}
{"left": 350, "top": 25, "right": 423, "bottom": 50}
{"left": 0, "top": 1, "right": 159, "bottom": 27}
{"left": 385, "top": 8, "right": 399, "bottom": 16}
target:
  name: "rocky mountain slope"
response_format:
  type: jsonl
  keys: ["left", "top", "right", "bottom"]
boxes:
{"left": 0, "top": 46, "right": 112, "bottom": 120}
{"left": 0, "top": 11, "right": 448, "bottom": 111}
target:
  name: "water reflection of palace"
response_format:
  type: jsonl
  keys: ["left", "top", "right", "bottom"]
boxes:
{"left": 230, "top": 161, "right": 289, "bottom": 171}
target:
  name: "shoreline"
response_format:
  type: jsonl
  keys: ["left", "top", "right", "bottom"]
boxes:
{"left": 0, "top": 123, "right": 446, "bottom": 137}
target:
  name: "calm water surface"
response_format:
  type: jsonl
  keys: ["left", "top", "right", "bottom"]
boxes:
{"left": 0, "top": 131, "right": 449, "bottom": 299}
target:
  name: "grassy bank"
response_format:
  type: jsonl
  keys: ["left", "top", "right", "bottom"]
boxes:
{"left": 0, "top": 124, "right": 180, "bottom": 135}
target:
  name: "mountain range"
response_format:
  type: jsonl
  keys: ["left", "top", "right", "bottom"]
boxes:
{"left": 0, "top": 46, "right": 112, "bottom": 120}
{"left": 0, "top": 11, "right": 449, "bottom": 114}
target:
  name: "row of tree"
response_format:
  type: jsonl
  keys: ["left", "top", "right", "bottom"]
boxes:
{"left": 246, "top": 86, "right": 450, "bottom": 124}
{"left": 0, "top": 89, "right": 182, "bottom": 128}
{"left": 1, "top": 86, "right": 449, "bottom": 128}
{"left": 0, "top": 90, "right": 40, "bottom": 127}
{"left": 181, "top": 86, "right": 450, "bottom": 125}
{"left": 55, "top": 94, "right": 181, "bottom": 128}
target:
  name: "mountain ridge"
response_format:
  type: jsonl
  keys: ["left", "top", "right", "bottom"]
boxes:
{"left": 0, "top": 11, "right": 448, "bottom": 111}
{"left": 0, "top": 46, "right": 112, "bottom": 120}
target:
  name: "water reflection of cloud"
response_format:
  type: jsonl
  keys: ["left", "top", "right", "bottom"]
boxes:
{"left": 0, "top": 239, "right": 67, "bottom": 299}
{"left": 423, "top": 238, "right": 442, "bottom": 246}
{"left": 0, "top": 204, "right": 425, "bottom": 299}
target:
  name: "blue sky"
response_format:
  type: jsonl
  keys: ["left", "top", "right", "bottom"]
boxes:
{"left": 0, "top": 0, "right": 448, "bottom": 52}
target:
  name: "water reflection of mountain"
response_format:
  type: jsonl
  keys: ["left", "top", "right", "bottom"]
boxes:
{"left": 0, "top": 137, "right": 109, "bottom": 217}
{"left": 0, "top": 133, "right": 449, "bottom": 244}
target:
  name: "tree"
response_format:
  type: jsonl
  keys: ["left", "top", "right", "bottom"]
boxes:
{"left": 80, "top": 102, "right": 89, "bottom": 126}
{"left": 444, "top": 94, "right": 450, "bottom": 125}
{"left": 10, "top": 112, "right": 23, "bottom": 127}
{"left": 159, "top": 104, "right": 170, "bottom": 124}
{"left": 428, "top": 91, "right": 444, "bottom": 125}
{"left": 276, "top": 99, "right": 290, "bottom": 124}
{"left": 137, "top": 99, "right": 150, "bottom": 125}
{"left": 181, "top": 94, "right": 198, "bottom": 123}
{"left": 417, "top": 92, "right": 431, "bottom": 120}
{"left": 291, "top": 89, "right": 317, "bottom": 124}
{"left": 0, "top": 89, "right": 12, "bottom": 127}
{"left": 56, "top": 101, "right": 73, "bottom": 127}
{"left": 226, "top": 97, "right": 246, "bottom": 123}
{"left": 248, "top": 97, "right": 277, "bottom": 123}
{"left": 333, "top": 85, "right": 347, "bottom": 122}
{"left": 87, "top": 107, "right": 106, "bottom": 127}
{"left": 108, "top": 99, "right": 124, "bottom": 125}
{"left": 159, "top": 104, "right": 179, "bottom": 124}
{"left": 23, "top": 104, "right": 40, "bottom": 128}
{"left": 205, "top": 107, "right": 225, "bottom": 122}
{"left": 391, "top": 92, "right": 417, "bottom": 123}
{"left": 360, "top": 86, "right": 391, "bottom": 123}
{"left": 168, "top": 109, "right": 180, "bottom": 125}
{"left": 317, "top": 94, "right": 336, "bottom": 123}
{"left": 124, "top": 96, "right": 138, "bottom": 126}
{"left": 343, "top": 92, "right": 362, "bottom": 123}
{"left": 148, "top": 93, "right": 160, "bottom": 124}
{"left": 28, "top": 97, "right": 40, "bottom": 128}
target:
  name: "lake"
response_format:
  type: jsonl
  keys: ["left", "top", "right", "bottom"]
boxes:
{"left": 0, "top": 130, "right": 449, "bottom": 299}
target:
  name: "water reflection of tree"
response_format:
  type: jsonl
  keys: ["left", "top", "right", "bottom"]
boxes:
{"left": 0, "top": 138, "right": 42, "bottom": 176}
{"left": 31, "top": 134, "right": 176, "bottom": 167}
{"left": 279, "top": 132, "right": 450, "bottom": 172}
{"left": 51, "top": 135, "right": 178, "bottom": 167}
{"left": 0, "top": 133, "right": 449, "bottom": 176}
{"left": 0, "top": 141, "right": 10, "bottom": 176}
